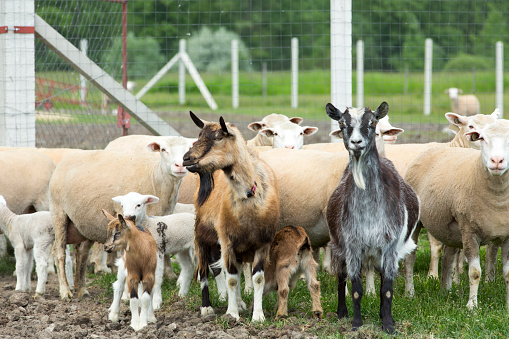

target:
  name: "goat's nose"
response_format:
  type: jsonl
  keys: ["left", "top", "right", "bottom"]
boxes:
{"left": 351, "top": 139, "right": 362, "bottom": 145}
{"left": 183, "top": 153, "right": 191, "bottom": 162}
{"left": 285, "top": 146, "right": 295, "bottom": 149}
{"left": 491, "top": 156, "right": 505, "bottom": 166}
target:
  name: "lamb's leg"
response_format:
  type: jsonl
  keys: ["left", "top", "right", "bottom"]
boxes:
{"left": 175, "top": 250, "right": 194, "bottom": 297}
{"left": 14, "top": 247, "right": 26, "bottom": 291}
{"left": 33, "top": 242, "right": 51, "bottom": 296}
{"left": 404, "top": 222, "right": 422, "bottom": 297}
{"left": 24, "top": 249, "right": 34, "bottom": 292}
{"left": 0, "top": 234, "right": 7, "bottom": 258}
{"left": 52, "top": 209, "right": 72, "bottom": 299}
{"left": 427, "top": 233, "right": 442, "bottom": 279}
{"left": 164, "top": 253, "right": 177, "bottom": 280}
{"left": 302, "top": 249, "right": 323, "bottom": 318}
{"left": 251, "top": 243, "right": 270, "bottom": 322}
{"left": 109, "top": 258, "right": 126, "bottom": 322}
{"left": 274, "top": 265, "right": 291, "bottom": 319}
{"left": 485, "top": 244, "right": 499, "bottom": 282}
{"left": 500, "top": 241, "right": 509, "bottom": 311}
{"left": 151, "top": 251, "right": 164, "bottom": 309}
{"left": 91, "top": 244, "right": 111, "bottom": 274}
{"left": 243, "top": 263, "right": 253, "bottom": 294}
{"left": 462, "top": 235, "right": 481, "bottom": 310}
{"left": 441, "top": 246, "right": 459, "bottom": 290}
{"left": 74, "top": 240, "right": 93, "bottom": 298}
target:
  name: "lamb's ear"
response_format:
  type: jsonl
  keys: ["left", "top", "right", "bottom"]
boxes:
{"left": 102, "top": 209, "right": 116, "bottom": 221}
{"left": 374, "top": 102, "right": 389, "bottom": 120}
{"left": 326, "top": 103, "right": 343, "bottom": 121}
{"left": 329, "top": 129, "right": 343, "bottom": 139}
{"left": 111, "top": 196, "right": 123, "bottom": 204}
{"left": 144, "top": 195, "right": 159, "bottom": 205}
{"left": 259, "top": 128, "right": 275, "bottom": 138}
{"left": 491, "top": 108, "right": 501, "bottom": 119}
{"left": 117, "top": 214, "right": 131, "bottom": 230}
{"left": 190, "top": 111, "right": 205, "bottom": 129}
{"left": 445, "top": 112, "right": 468, "bottom": 127}
{"left": 289, "top": 117, "right": 303, "bottom": 125}
{"left": 219, "top": 117, "right": 230, "bottom": 136}
{"left": 302, "top": 126, "right": 319, "bottom": 136}
{"left": 146, "top": 142, "right": 161, "bottom": 152}
{"left": 248, "top": 122, "right": 264, "bottom": 132}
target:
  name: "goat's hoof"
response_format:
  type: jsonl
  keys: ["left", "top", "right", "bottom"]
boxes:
{"left": 275, "top": 314, "right": 287, "bottom": 320}
{"left": 313, "top": 311, "right": 323, "bottom": 319}
{"left": 200, "top": 306, "right": 215, "bottom": 317}
{"left": 383, "top": 324, "right": 396, "bottom": 335}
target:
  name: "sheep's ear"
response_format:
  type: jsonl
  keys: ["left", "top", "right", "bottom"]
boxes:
{"left": 111, "top": 196, "right": 122, "bottom": 204}
{"left": 117, "top": 214, "right": 131, "bottom": 229}
{"left": 382, "top": 128, "right": 404, "bottom": 137}
{"left": 248, "top": 122, "right": 264, "bottom": 132}
{"left": 464, "top": 130, "right": 483, "bottom": 142}
{"left": 146, "top": 142, "right": 161, "bottom": 152}
{"left": 190, "top": 111, "right": 205, "bottom": 129}
{"left": 144, "top": 195, "right": 159, "bottom": 205}
{"left": 259, "top": 128, "right": 275, "bottom": 138}
{"left": 326, "top": 103, "right": 343, "bottom": 121}
{"left": 289, "top": 117, "right": 303, "bottom": 125}
{"left": 329, "top": 129, "right": 343, "bottom": 139}
{"left": 219, "top": 117, "right": 230, "bottom": 136}
{"left": 491, "top": 108, "right": 501, "bottom": 119}
{"left": 102, "top": 209, "right": 116, "bottom": 221}
{"left": 302, "top": 126, "right": 319, "bottom": 136}
{"left": 374, "top": 102, "right": 389, "bottom": 120}
{"left": 445, "top": 112, "right": 468, "bottom": 127}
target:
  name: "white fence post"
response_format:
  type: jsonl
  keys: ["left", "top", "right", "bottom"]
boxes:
{"left": 424, "top": 38, "right": 433, "bottom": 116}
{"left": 0, "top": 0, "right": 36, "bottom": 147}
{"left": 330, "top": 0, "right": 352, "bottom": 139}
{"left": 179, "top": 39, "right": 186, "bottom": 105}
{"left": 496, "top": 41, "right": 504, "bottom": 118}
{"left": 356, "top": 40, "right": 364, "bottom": 108}
{"left": 291, "top": 37, "right": 299, "bottom": 109}
{"left": 79, "top": 39, "right": 88, "bottom": 105}
{"left": 262, "top": 62, "right": 267, "bottom": 99}
{"left": 231, "top": 39, "right": 239, "bottom": 109}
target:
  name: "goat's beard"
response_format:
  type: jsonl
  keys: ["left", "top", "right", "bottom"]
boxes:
{"left": 196, "top": 171, "right": 215, "bottom": 206}
{"left": 351, "top": 154, "right": 366, "bottom": 190}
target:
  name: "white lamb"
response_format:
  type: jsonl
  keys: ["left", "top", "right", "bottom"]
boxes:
{"left": 445, "top": 87, "right": 481, "bottom": 116}
{"left": 0, "top": 195, "right": 54, "bottom": 296}
{"left": 110, "top": 192, "right": 198, "bottom": 318}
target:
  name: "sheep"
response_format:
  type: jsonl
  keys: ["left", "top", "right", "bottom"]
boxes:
{"left": 264, "top": 225, "right": 322, "bottom": 319}
{"left": 445, "top": 87, "right": 481, "bottom": 116}
{"left": 50, "top": 136, "right": 190, "bottom": 300}
{"left": 325, "top": 102, "right": 419, "bottom": 334}
{"left": 404, "top": 119, "right": 509, "bottom": 310}
{"left": 0, "top": 195, "right": 54, "bottom": 296}
{"left": 183, "top": 112, "right": 280, "bottom": 321}
{"left": 102, "top": 210, "right": 157, "bottom": 331}
{"left": 257, "top": 121, "right": 319, "bottom": 149}
{"left": 111, "top": 192, "right": 197, "bottom": 307}
{"left": 247, "top": 113, "right": 303, "bottom": 148}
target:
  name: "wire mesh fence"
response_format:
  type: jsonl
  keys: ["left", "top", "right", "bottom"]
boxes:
{"left": 13, "top": 1, "right": 509, "bottom": 148}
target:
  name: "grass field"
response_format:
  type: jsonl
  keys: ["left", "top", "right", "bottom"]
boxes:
{"left": 4, "top": 230, "right": 507, "bottom": 338}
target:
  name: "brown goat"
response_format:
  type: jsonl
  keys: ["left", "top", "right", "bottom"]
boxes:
{"left": 102, "top": 210, "right": 157, "bottom": 332}
{"left": 183, "top": 112, "right": 280, "bottom": 322}
{"left": 264, "top": 226, "right": 322, "bottom": 319}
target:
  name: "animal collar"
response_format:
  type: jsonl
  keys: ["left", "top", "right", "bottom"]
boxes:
{"left": 247, "top": 181, "right": 258, "bottom": 198}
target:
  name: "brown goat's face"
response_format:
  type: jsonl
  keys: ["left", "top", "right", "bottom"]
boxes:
{"left": 183, "top": 112, "right": 237, "bottom": 174}
{"left": 103, "top": 213, "right": 133, "bottom": 253}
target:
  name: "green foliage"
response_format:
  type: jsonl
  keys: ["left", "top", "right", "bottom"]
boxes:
{"left": 187, "top": 27, "right": 252, "bottom": 73}
{"left": 443, "top": 54, "right": 493, "bottom": 72}
{"left": 101, "top": 32, "right": 166, "bottom": 80}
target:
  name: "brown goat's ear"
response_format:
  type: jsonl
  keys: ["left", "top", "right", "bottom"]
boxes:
{"left": 102, "top": 209, "right": 116, "bottom": 221}
{"left": 219, "top": 116, "right": 230, "bottom": 135}
{"left": 117, "top": 214, "right": 130, "bottom": 230}
{"left": 190, "top": 111, "right": 205, "bottom": 129}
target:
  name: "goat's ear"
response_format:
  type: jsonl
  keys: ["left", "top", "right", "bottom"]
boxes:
{"left": 289, "top": 117, "right": 303, "bottom": 125}
{"left": 259, "top": 128, "right": 275, "bottom": 138}
{"left": 219, "top": 117, "right": 230, "bottom": 136}
{"left": 329, "top": 129, "right": 343, "bottom": 139}
{"left": 102, "top": 209, "right": 116, "bottom": 221}
{"left": 302, "top": 126, "right": 319, "bottom": 136}
{"left": 117, "top": 214, "right": 131, "bottom": 230}
{"left": 492, "top": 108, "right": 501, "bottom": 119}
{"left": 445, "top": 112, "right": 468, "bottom": 127}
{"left": 248, "top": 122, "right": 264, "bottom": 132}
{"left": 326, "top": 103, "right": 343, "bottom": 121}
{"left": 144, "top": 195, "right": 159, "bottom": 205}
{"left": 190, "top": 111, "right": 205, "bottom": 129}
{"left": 374, "top": 102, "right": 389, "bottom": 120}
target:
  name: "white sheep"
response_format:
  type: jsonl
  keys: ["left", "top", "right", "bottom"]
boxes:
{"left": 0, "top": 195, "right": 54, "bottom": 296}
{"left": 50, "top": 136, "right": 191, "bottom": 301}
{"left": 404, "top": 119, "right": 509, "bottom": 309}
{"left": 258, "top": 121, "right": 318, "bottom": 149}
{"left": 247, "top": 113, "right": 303, "bottom": 147}
{"left": 111, "top": 192, "right": 197, "bottom": 311}
{"left": 445, "top": 87, "right": 481, "bottom": 116}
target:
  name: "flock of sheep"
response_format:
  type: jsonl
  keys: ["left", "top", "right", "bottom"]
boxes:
{"left": 0, "top": 86, "right": 507, "bottom": 334}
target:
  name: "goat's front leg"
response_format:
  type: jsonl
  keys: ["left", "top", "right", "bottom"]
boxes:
{"left": 302, "top": 249, "right": 323, "bottom": 318}
{"left": 74, "top": 240, "right": 93, "bottom": 298}
{"left": 223, "top": 246, "right": 242, "bottom": 320}
{"left": 251, "top": 244, "right": 270, "bottom": 322}
{"left": 127, "top": 278, "right": 142, "bottom": 331}
{"left": 350, "top": 274, "right": 363, "bottom": 331}
{"left": 336, "top": 270, "right": 348, "bottom": 319}
{"left": 379, "top": 273, "right": 395, "bottom": 334}
{"left": 109, "top": 257, "right": 127, "bottom": 322}
{"left": 140, "top": 277, "right": 156, "bottom": 328}
{"left": 197, "top": 243, "right": 215, "bottom": 316}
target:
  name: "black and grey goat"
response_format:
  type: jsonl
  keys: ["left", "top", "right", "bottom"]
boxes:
{"left": 325, "top": 102, "right": 419, "bottom": 334}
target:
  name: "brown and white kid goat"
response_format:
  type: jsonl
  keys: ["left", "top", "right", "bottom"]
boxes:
{"left": 264, "top": 225, "right": 323, "bottom": 319}
{"left": 102, "top": 210, "right": 157, "bottom": 332}
{"left": 183, "top": 112, "right": 280, "bottom": 322}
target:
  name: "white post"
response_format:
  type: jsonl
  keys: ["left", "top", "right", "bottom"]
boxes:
{"left": 0, "top": 0, "right": 36, "bottom": 147}
{"left": 330, "top": 0, "right": 352, "bottom": 139}
{"left": 496, "top": 41, "right": 504, "bottom": 118}
{"left": 424, "top": 38, "right": 433, "bottom": 116}
{"left": 262, "top": 62, "right": 267, "bottom": 99}
{"left": 179, "top": 39, "right": 186, "bottom": 105}
{"left": 79, "top": 39, "right": 88, "bottom": 105}
{"left": 356, "top": 40, "right": 364, "bottom": 108}
{"left": 231, "top": 39, "right": 239, "bottom": 109}
{"left": 291, "top": 37, "right": 299, "bottom": 109}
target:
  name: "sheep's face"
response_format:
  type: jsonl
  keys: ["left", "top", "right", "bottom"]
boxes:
{"left": 104, "top": 214, "right": 133, "bottom": 253}
{"left": 112, "top": 192, "right": 159, "bottom": 224}
{"left": 466, "top": 121, "right": 509, "bottom": 176}
{"left": 183, "top": 112, "right": 240, "bottom": 174}
{"left": 446, "top": 110, "right": 499, "bottom": 150}
{"left": 260, "top": 121, "right": 318, "bottom": 149}
{"left": 147, "top": 136, "right": 195, "bottom": 178}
